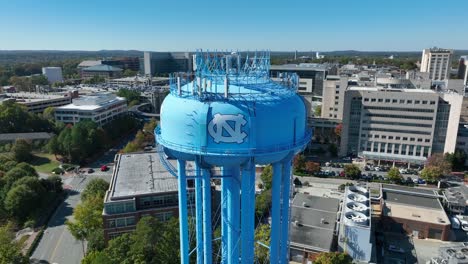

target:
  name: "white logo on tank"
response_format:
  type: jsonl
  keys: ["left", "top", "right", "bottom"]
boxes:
{"left": 208, "top": 113, "right": 247, "bottom": 144}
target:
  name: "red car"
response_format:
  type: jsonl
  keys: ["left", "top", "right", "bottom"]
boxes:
{"left": 100, "top": 165, "right": 109, "bottom": 172}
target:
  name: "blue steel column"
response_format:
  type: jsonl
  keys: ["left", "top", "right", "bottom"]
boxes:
{"left": 280, "top": 158, "right": 293, "bottom": 263}
{"left": 202, "top": 168, "right": 212, "bottom": 264}
{"left": 177, "top": 160, "right": 189, "bottom": 264}
{"left": 195, "top": 161, "right": 204, "bottom": 264}
{"left": 228, "top": 167, "right": 240, "bottom": 263}
{"left": 240, "top": 161, "right": 256, "bottom": 264}
{"left": 270, "top": 162, "right": 283, "bottom": 264}
{"left": 221, "top": 173, "right": 229, "bottom": 264}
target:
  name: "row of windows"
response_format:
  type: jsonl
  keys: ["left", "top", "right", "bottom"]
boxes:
{"left": 364, "top": 106, "right": 434, "bottom": 113}
{"left": 108, "top": 216, "right": 135, "bottom": 228}
{"left": 365, "top": 113, "right": 433, "bottom": 121}
{"left": 362, "top": 120, "right": 432, "bottom": 128}
{"left": 105, "top": 201, "right": 136, "bottom": 214}
{"left": 142, "top": 211, "right": 174, "bottom": 222}
{"left": 361, "top": 127, "right": 432, "bottom": 135}
{"left": 361, "top": 142, "right": 430, "bottom": 156}
{"left": 363, "top": 98, "right": 436, "bottom": 105}
{"left": 139, "top": 194, "right": 178, "bottom": 209}
{"left": 361, "top": 134, "right": 431, "bottom": 142}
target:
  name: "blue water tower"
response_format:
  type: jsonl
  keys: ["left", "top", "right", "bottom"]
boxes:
{"left": 155, "top": 51, "right": 311, "bottom": 264}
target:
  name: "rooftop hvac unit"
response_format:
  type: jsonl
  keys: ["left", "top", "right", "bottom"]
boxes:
{"left": 348, "top": 185, "right": 368, "bottom": 195}
{"left": 347, "top": 193, "right": 369, "bottom": 204}
{"left": 346, "top": 202, "right": 369, "bottom": 213}
{"left": 344, "top": 211, "right": 368, "bottom": 226}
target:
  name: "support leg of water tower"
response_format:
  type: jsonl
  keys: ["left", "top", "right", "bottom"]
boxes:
{"left": 202, "top": 168, "right": 212, "bottom": 264}
{"left": 240, "top": 161, "right": 256, "bottom": 264}
{"left": 177, "top": 160, "right": 189, "bottom": 264}
{"left": 221, "top": 169, "right": 230, "bottom": 264}
{"left": 195, "top": 161, "right": 204, "bottom": 264}
{"left": 227, "top": 167, "right": 240, "bottom": 264}
{"left": 270, "top": 162, "right": 283, "bottom": 264}
{"left": 280, "top": 158, "right": 293, "bottom": 263}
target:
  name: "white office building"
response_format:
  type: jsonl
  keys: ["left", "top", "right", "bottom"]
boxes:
{"left": 55, "top": 93, "right": 127, "bottom": 125}
{"left": 339, "top": 87, "right": 463, "bottom": 166}
{"left": 420, "top": 47, "right": 453, "bottom": 81}
{"left": 42, "top": 67, "right": 63, "bottom": 83}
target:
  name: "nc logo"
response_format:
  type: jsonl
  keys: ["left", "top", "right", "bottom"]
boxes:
{"left": 208, "top": 113, "right": 247, "bottom": 144}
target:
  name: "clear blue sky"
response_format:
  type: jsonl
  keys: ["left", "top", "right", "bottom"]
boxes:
{"left": 1, "top": 0, "right": 467, "bottom": 51}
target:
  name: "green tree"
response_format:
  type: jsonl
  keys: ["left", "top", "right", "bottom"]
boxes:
{"left": 3, "top": 168, "right": 31, "bottom": 190}
{"left": 293, "top": 154, "right": 306, "bottom": 173}
{"left": 314, "top": 252, "right": 353, "bottom": 264}
{"left": 0, "top": 224, "right": 28, "bottom": 264}
{"left": 344, "top": 164, "right": 361, "bottom": 179}
{"left": 104, "top": 233, "right": 133, "bottom": 263}
{"left": 81, "top": 178, "right": 109, "bottom": 202}
{"left": 255, "top": 190, "right": 272, "bottom": 219}
{"left": 154, "top": 217, "right": 180, "bottom": 264}
{"left": 260, "top": 165, "right": 273, "bottom": 190}
{"left": 314, "top": 105, "right": 322, "bottom": 117}
{"left": 43, "top": 106, "right": 56, "bottom": 120}
{"left": 420, "top": 166, "right": 444, "bottom": 182}
{"left": 11, "top": 139, "right": 32, "bottom": 162}
{"left": 4, "top": 184, "right": 40, "bottom": 220}
{"left": 254, "top": 224, "right": 270, "bottom": 263}
{"left": 15, "top": 162, "right": 38, "bottom": 177}
{"left": 81, "top": 250, "right": 113, "bottom": 264}
{"left": 66, "top": 195, "right": 104, "bottom": 253}
{"left": 42, "top": 175, "right": 63, "bottom": 193}
{"left": 47, "top": 136, "right": 61, "bottom": 158}
{"left": 445, "top": 150, "right": 466, "bottom": 171}
{"left": 117, "top": 88, "right": 140, "bottom": 104}
{"left": 387, "top": 167, "right": 403, "bottom": 182}
{"left": 129, "top": 216, "right": 163, "bottom": 263}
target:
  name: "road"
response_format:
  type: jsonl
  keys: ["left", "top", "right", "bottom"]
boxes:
{"left": 30, "top": 137, "right": 130, "bottom": 264}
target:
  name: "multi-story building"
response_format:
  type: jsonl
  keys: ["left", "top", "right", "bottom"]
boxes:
{"left": 81, "top": 65, "right": 123, "bottom": 79}
{"left": 55, "top": 93, "right": 127, "bottom": 125}
{"left": 321, "top": 75, "right": 349, "bottom": 119}
{"left": 42, "top": 67, "right": 63, "bottom": 83}
{"left": 339, "top": 87, "right": 463, "bottom": 166}
{"left": 102, "top": 152, "right": 190, "bottom": 242}
{"left": 4, "top": 92, "right": 72, "bottom": 113}
{"left": 457, "top": 56, "right": 468, "bottom": 80}
{"left": 143, "top": 52, "right": 193, "bottom": 77}
{"left": 420, "top": 47, "right": 453, "bottom": 81}
{"left": 101, "top": 57, "right": 140, "bottom": 72}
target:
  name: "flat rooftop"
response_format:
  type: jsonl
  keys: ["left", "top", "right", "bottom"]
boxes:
{"left": 107, "top": 152, "right": 178, "bottom": 201}
{"left": 383, "top": 189, "right": 449, "bottom": 225}
{"left": 57, "top": 94, "right": 125, "bottom": 111}
{"left": 289, "top": 193, "right": 339, "bottom": 251}
{"left": 6, "top": 92, "right": 69, "bottom": 103}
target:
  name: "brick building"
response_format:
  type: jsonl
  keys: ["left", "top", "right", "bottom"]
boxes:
{"left": 102, "top": 152, "right": 193, "bottom": 242}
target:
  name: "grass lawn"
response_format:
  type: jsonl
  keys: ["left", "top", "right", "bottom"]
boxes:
{"left": 30, "top": 153, "right": 60, "bottom": 174}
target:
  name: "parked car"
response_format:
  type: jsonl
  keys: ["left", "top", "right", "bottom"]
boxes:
{"left": 100, "top": 165, "right": 109, "bottom": 172}
{"left": 87, "top": 168, "right": 94, "bottom": 173}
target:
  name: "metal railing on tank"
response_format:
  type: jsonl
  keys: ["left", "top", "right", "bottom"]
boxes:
{"left": 168, "top": 50, "right": 299, "bottom": 100}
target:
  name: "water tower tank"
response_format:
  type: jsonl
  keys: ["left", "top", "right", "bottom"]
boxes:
{"left": 156, "top": 51, "right": 311, "bottom": 264}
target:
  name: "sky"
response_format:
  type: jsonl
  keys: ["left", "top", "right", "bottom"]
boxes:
{"left": 0, "top": 0, "right": 467, "bottom": 52}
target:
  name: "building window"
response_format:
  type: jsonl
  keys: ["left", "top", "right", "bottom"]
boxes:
{"left": 430, "top": 101, "right": 436, "bottom": 105}
{"left": 371, "top": 98, "right": 376, "bottom": 102}
{"left": 378, "top": 99, "right": 383, "bottom": 102}
{"left": 399, "top": 100, "right": 405, "bottom": 103}
{"left": 415, "top": 100, "right": 420, "bottom": 104}
{"left": 385, "top": 99, "right": 390, "bottom": 103}
{"left": 417, "top": 138, "right": 422, "bottom": 142}
{"left": 410, "top": 138, "right": 415, "bottom": 141}
{"left": 407, "top": 100, "right": 412, "bottom": 104}
{"left": 422, "top": 101, "right": 428, "bottom": 104}
{"left": 403, "top": 137, "right": 408, "bottom": 141}
{"left": 425, "top": 139, "right": 430, "bottom": 142}
{"left": 392, "top": 99, "right": 397, "bottom": 103}
{"left": 396, "top": 137, "right": 401, "bottom": 140}
{"left": 389, "top": 136, "right": 394, "bottom": 139}
{"left": 364, "top": 98, "right": 369, "bottom": 102}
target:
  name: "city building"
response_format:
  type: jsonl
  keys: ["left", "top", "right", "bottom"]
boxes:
{"left": 457, "top": 56, "right": 468, "bottom": 80}
{"left": 321, "top": 75, "right": 349, "bottom": 119}
{"left": 55, "top": 93, "right": 127, "bottom": 125}
{"left": 289, "top": 193, "right": 340, "bottom": 263}
{"left": 101, "top": 57, "right": 140, "bottom": 72}
{"left": 77, "top": 60, "right": 102, "bottom": 70}
{"left": 42, "top": 67, "right": 63, "bottom": 83}
{"left": 337, "top": 185, "right": 373, "bottom": 263}
{"left": 143, "top": 52, "right": 193, "bottom": 77}
{"left": 339, "top": 87, "right": 463, "bottom": 166}
{"left": 420, "top": 47, "right": 453, "bottom": 81}
{"left": 81, "top": 65, "right": 123, "bottom": 79}
{"left": 102, "top": 152, "right": 185, "bottom": 242}
{"left": 381, "top": 185, "right": 450, "bottom": 241}
{"left": 4, "top": 92, "right": 72, "bottom": 113}
{"left": 442, "top": 185, "right": 468, "bottom": 215}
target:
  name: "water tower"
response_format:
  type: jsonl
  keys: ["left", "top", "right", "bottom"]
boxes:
{"left": 155, "top": 50, "right": 311, "bottom": 264}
